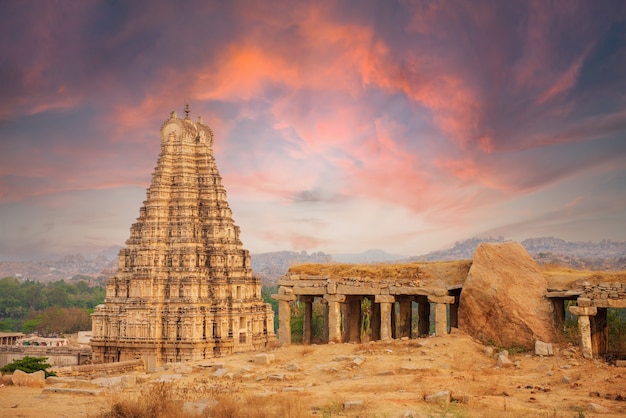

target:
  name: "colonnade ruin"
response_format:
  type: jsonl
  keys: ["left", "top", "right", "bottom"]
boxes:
{"left": 272, "top": 261, "right": 470, "bottom": 344}
{"left": 273, "top": 259, "right": 626, "bottom": 360}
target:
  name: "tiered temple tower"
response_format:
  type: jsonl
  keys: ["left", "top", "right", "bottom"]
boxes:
{"left": 91, "top": 106, "right": 275, "bottom": 368}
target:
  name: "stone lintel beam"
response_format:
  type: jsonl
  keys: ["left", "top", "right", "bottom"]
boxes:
{"left": 569, "top": 306, "right": 598, "bottom": 316}
{"left": 375, "top": 295, "right": 395, "bottom": 304}
{"left": 389, "top": 286, "right": 429, "bottom": 296}
{"left": 598, "top": 299, "right": 626, "bottom": 309}
{"left": 271, "top": 294, "right": 297, "bottom": 302}
{"left": 336, "top": 284, "right": 380, "bottom": 295}
{"left": 577, "top": 297, "right": 592, "bottom": 307}
{"left": 428, "top": 295, "right": 455, "bottom": 304}
{"left": 292, "top": 287, "right": 326, "bottom": 296}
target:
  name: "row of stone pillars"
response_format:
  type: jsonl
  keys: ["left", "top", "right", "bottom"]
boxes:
{"left": 272, "top": 292, "right": 455, "bottom": 345}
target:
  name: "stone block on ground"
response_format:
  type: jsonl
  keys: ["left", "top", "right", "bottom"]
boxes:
{"left": 352, "top": 356, "right": 365, "bottom": 366}
{"left": 496, "top": 354, "right": 513, "bottom": 368}
{"left": 286, "top": 363, "right": 302, "bottom": 371}
{"left": 254, "top": 353, "right": 275, "bottom": 365}
{"left": 212, "top": 368, "right": 228, "bottom": 378}
{"left": 535, "top": 340, "right": 553, "bottom": 356}
{"left": 11, "top": 370, "right": 45, "bottom": 388}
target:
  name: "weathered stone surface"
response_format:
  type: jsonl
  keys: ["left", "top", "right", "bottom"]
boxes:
{"left": 458, "top": 242, "right": 555, "bottom": 348}
{"left": 425, "top": 390, "right": 450, "bottom": 406}
{"left": 11, "top": 370, "right": 45, "bottom": 388}
{"left": 535, "top": 340, "right": 553, "bottom": 356}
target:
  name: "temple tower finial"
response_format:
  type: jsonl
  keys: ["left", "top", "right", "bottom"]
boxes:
{"left": 184, "top": 102, "right": 190, "bottom": 119}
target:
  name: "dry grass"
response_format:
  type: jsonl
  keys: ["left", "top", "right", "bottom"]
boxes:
{"left": 99, "top": 382, "right": 181, "bottom": 418}
{"left": 98, "top": 384, "right": 311, "bottom": 418}
{"left": 288, "top": 260, "right": 471, "bottom": 282}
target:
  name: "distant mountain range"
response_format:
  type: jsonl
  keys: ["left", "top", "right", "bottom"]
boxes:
{"left": 410, "top": 236, "right": 626, "bottom": 271}
{"left": 1, "top": 237, "right": 624, "bottom": 284}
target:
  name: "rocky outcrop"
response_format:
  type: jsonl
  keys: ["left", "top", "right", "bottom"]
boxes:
{"left": 458, "top": 242, "right": 555, "bottom": 348}
{"left": 11, "top": 369, "right": 45, "bottom": 388}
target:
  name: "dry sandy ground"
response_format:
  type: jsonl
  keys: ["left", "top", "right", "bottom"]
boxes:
{"left": 1, "top": 331, "right": 625, "bottom": 418}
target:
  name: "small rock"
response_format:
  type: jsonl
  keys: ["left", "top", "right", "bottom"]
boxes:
{"left": 282, "top": 387, "right": 305, "bottom": 392}
{"left": 425, "top": 390, "right": 450, "bottom": 407}
{"left": 562, "top": 375, "right": 572, "bottom": 384}
{"left": 377, "top": 370, "right": 395, "bottom": 376}
{"left": 286, "top": 363, "right": 302, "bottom": 371}
{"left": 616, "top": 360, "right": 626, "bottom": 367}
{"left": 497, "top": 350, "right": 509, "bottom": 359}
{"left": 254, "top": 353, "right": 275, "bottom": 365}
{"left": 343, "top": 400, "right": 363, "bottom": 410}
{"left": 212, "top": 368, "right": 228, "bottom": 378}
{"left": 535, "top": 340, "right": 553, "bottom": 356}
{"left": 496, "top": 354, "right": 513, "bottom": 368}
{"left": 588, "top": 403, "right": 607, "bottom": 412}
{"left": 352, "top": 356, "right": 365, "bottom": 366}
{"left": 485, "top": 347, "right": 494, "bottom": 357}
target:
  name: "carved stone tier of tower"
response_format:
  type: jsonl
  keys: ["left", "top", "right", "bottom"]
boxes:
{"left": 91, "top": 107, "right": 275, "bottom": 368}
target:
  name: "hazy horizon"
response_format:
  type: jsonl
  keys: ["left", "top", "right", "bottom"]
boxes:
{"left": 1, "top": 1, "right": 625, "bottom": 260}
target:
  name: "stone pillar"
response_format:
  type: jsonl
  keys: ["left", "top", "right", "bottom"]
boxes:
{"left": 322, "top": 299, "right": 330, "bottom": 343}
{"left": 375, "top": 295, "right": 395, "bottom": 341}
{"left": 417, "top": 296, "right": 430, "bottom": 336}
{"left": 551, "top": 298, "right": 566, "bottom": 331}
{"left": 370, "top": 297, "right": 381, "bottom": 341}
{"left": 348, "top": 297, "right": 362, "bottom": 343}
{"left": 569, "top": 298, "right": 598, "bottom": 359}
{"left": 301, "top": 296, "right": 314, "bottom": 345}
{"left": 428, "top": 294, "right": 455, "bottom": 336}
{"left": 341, "top": 302, "right": 350, "bottom": 343}
{"left": 398, "top": 298, "right": 413, "bottom": 339}
{"left": 271, "top": 294, "right": 296, "bottom": 345}
{"left": 591, "top": 308, "right": 608, "bottom": 357}
{"left": 449, "top": 290, "right": 461, "bottom": 329}
{"left": 324, "top": 294, "right": 346, "bottom": 343}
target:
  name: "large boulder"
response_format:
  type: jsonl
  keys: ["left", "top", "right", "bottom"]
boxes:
{"left": 11, "top": 369, "right": 46, "bottom": 388}
{"left": 458, "top": 242, "right": 555, "bottom": 348}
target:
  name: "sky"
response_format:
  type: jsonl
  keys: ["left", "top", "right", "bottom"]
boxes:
{"left": 1, "top": 0, "right": 625, "bottom": 261}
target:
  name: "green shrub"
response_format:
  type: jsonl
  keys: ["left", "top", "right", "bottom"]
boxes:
{"left": 0, "top": 356, "right": 56, "bottom": 377}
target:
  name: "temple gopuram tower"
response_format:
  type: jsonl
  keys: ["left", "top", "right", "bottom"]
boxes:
{"left": 91, "top": 106, "right": 275, "bottom": 368}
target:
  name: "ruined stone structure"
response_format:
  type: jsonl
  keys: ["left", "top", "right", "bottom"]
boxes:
{"left": 91, "top": 106, "right": 275, "bottom": 368}
{"left": 272, "top": 262, "right": 471, "bottom": 344}
{"left": 549, "top": 282, "right": 626, "bottom": 359}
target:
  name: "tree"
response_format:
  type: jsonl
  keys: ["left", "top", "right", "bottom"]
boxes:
{"left": 0, "top": 356, "right": 56, "bottom": 377}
